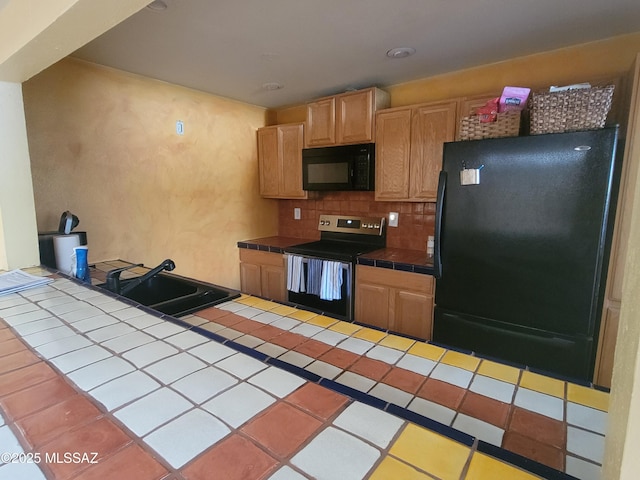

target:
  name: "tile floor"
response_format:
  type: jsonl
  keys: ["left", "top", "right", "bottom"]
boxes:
{"left": 0, "top": 267, "right": 608, "bottom": 480}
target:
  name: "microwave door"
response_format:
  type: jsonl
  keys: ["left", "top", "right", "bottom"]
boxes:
{"left": 304, "top": 160, "right": 351, "bottom": 190}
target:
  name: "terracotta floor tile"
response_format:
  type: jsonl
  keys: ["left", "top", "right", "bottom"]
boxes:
{"left": 0, "top": 328, "right": 16, "bottom": 342}
{"left": 285, "top": 383, "right": 349, "bottom": 421}
{"left": 194, "top": 307, "right": 233, "bottom": 322}
{"left": 231, "top": 319, "right": 263, "bottom": 334}
{"left": 508, "top": 407, "right": 566, "bottom": 448}
{"left": 270, "top": 331, "right": 307, "bottom": 350}
{"left": 39, "top": 417, "right": 132, "bottom": 480}
{"left": 381, "top": 367, "right": 427, "bottom": 394}
{"left": 0, "top": 377, "right": 78, "bottom": 421}
{"left": 0, "top": 361, "right": 59, "bottom": 397}
{"left": 209, "top": 312, "right": 245, "bottom": 328}
{"left": 72, "top": 443, "right": 168, "bottom": 480}
{"left": 502, "top": 431, "right": 564, "bottom": 471}
{"left": 0, "top": 349, "right": 41, "bottom": 375}
{"left": 182, "top": 434, "right": 278, "bottom": 480}
{"left": 0, "top": 338, "right": 27, "bottom": 357}
{"left": 17, "top": 395, "right": 103, "bottom": 448}
{"left": 416, "top": 378, "right": 466, "bottom": 410}
{"left": 252, "top": 325, "right": 286, "bottom": 341}
{"left": 241, "top": 402, "right": 323, "bottom": 458}
{"left": 459, "top": 391, "right": 511, "bottom": 428}
{"left": 293, "top": 339, "right": 333, "bottom": 358}
{"left": 317, "top": 348, "right": 360, "bottom": 369}
{"left": 348, "top": 356, "right": 392, "bottom": 381}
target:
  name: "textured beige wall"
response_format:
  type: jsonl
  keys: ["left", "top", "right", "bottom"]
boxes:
{"left": 23, "top": 58, "right": 277, "bottom": 289}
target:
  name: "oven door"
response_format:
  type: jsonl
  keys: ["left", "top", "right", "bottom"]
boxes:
{"left": 286, "top": 255, "right": 353, "bottom": 321}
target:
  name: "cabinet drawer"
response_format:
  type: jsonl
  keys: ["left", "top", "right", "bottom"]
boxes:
{"left": 239, "top": 249, "right": 284, "bottom": 268}
{"left": 357, "top": 265, "right": 434, "bottom": 294}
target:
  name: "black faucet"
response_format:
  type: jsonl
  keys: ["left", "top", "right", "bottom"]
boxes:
{"left": 105, "top": 259, "right": 175, "bottom": 295}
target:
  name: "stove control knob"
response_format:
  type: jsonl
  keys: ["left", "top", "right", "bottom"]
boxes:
{"left": 326, "top": 220, "right": 331, "bottom": 225}
{"left": 374, "top": 224, "right": 380, "bottom": 228}
{"left": 362, "top": 223, "right": 368, "bottom": 228}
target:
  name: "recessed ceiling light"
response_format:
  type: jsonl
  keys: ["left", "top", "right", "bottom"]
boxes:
{"left": 386, "top": 47, "right": 416, "bottom": 59}
{"left": 262, "top": 82, "right": 283, "bottom": 91}
{"left": 147, "top": 0, "right": 168, "bottom": 11}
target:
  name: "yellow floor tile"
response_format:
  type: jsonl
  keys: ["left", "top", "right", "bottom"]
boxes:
{"left": 329, "top": 321, "right": 362, "bottom": 336}
{"left": 567, "top": 383, "right": 609, "bottom": 412}
{"left": 369, "top": 457, "right": 432, "bottom": 480}
{"left": 379, "top": 335, "right": 416, "bottom": 352}
{"left": 306, "top": 315, "right": 339, "bottom": 328}
{"left": 353, "top": 327, "right": 387, "bottom": 343}
{"left": 408, "top": 342, "right": 446, "bottom": 362}
{"left": 236, "top": 295, "right": 261, "bottom": 306}
{"left": 477, "top": 360, "right": 521, "bottom": 384}
{"left": 250, "top": 299, "right": 280, "bottom": 311}
{"left": 441, "top": 350, "right": 481, "bottom": 372}
{"left": 390, "top": 424, "right": 470, "bottom": 480}
{"left": 287, "top": 309, "right": 319, "bottom": 321}
{"left": 270, "top": 305, "right": 298, "bottom": 316}
{"left": 465, "top": 452, "right": 543, "bottom": 480}
{"left": 520, "top": 371, "right": 565, "bottom": 399}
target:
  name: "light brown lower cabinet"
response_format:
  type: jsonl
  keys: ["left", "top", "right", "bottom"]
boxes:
{"left": 594, "top": 306, "right": 620, "bottom": 388}
{"left": 239, "top": 249, "right": 286, "bottom": 303}
{"left": 355, "top": 265, "right": 434, "bottom": 340}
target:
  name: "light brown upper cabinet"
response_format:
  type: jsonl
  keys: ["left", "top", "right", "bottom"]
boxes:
{"left": 257, "top": 123, "right": 307, "bottom": 199}
{"left": 375, "top": 100, "right": 457, "bottom": 201}
{"left": 305, "top": 87, "right": 390, "bottom": 148}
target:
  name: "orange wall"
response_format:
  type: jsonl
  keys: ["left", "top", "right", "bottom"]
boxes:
{"left": 23, "top": 58, "right": 277, "bottom": 289}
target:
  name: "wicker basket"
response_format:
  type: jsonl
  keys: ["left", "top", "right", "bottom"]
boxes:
{"left": 529, "top": 85, "right": 614, "bottom": 135}
{"left": 459, "top": 111, "right": 521, "bottom": 141}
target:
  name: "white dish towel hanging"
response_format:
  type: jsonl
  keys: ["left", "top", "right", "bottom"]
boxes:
{"left": 286, "top": 254, "right": 306, "bottom": 293}
{"left": 320, "top": 260, "right": 343, "bottom": 301}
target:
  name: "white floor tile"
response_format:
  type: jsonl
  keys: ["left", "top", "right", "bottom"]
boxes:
{"left": 268, "top": 466, "right": 308, "bottom": 480}
{"left": 396, "top": 354, "right": 437, "bottom": 377}
{"left": 333, "top": 402, "right": 404, "bottom": 448}
{"left": 0, "top": 461, "right": 47, "bottom": 479}
{"left": 111, "top": 307, "right": 145, "bottom": 321}
{"left": 171, "top": 367, "right": 238, "bottom": 404}
{"left": 311, "top": 329, "right": 349, "bottom": 346}
{"left": 2, "top": 309, "right": 50, "bottom": 327}
{"left": 96, "top": 300, "right": 130, "bottom": 314}
{"left": 255, "top": 342, "right": 288, "bottom": 358}
{"left": 514, "top": 388, "right": 564, "bottom": 421}
{"left": 67, "top": 356, "right": 135, "bottom": 390}
{"left": 90, "top": 370, "right": 160, "bottom": 410}
{"left": 50, "top": 345, "right": 112, "bottom": 373}
{"left": 567, "top": 402, "right": 608, "bottom": 435}
{"left": 188, "top": 342, "right": 236, "bottom": 364}
{"left": 270, "top": 317, "right": 302, "bottom": 331}
{"left": 12, "top": 317, "right": 63, "bottom": 336}
{"left": 452, "top": 413, "right": 504, "bottom": 446}
{"left": 58, "top": 305, "right": 105, "bottom": 323}
{"left": 143, "top": 321, "right": 187, "bottom": 339}
{"left": 86, "top": 322, "right": 136, "bottom": 342}
{"left": 124, "top": 314, "right": 163, "bottom": 330}
{"left": 122, "top": 341, "right": 179, "bottom": 368}
{"left": 366, "top": 345, "right": 404, "bottom": 364}
{"left": 216, "top": 301, "right": 247, "bottom": 312}
{"left": 35, "top": 335, "right": 93, "bottom": 359}
{"left": 21, "top": 325, "right": 76, "bottom": 348}
{"left": 215, "top": 353, "right": 268, "bottom": 379}
{"left": 102, "top": 330, "right": 156, "bottom": 353}
{"left": 337, "top": 337, "right": 375, "bottom": 355}
{"left": 407, "top": 397, "right": 456, "bottom": 426}
{"left": 429, "top": 363, "right": 474, "bottom": 389}
{"left": 566, "top": 455, "right": 602, "bottom": 480}
{"left": 202, "top": 383, "right": 275, "bottom": 428}
{"left": 234, "top": 306, "right": 264, "bottom": 319}
{"left": 71, "top": 314, "right": 119, "bottom": 333}
{"left": 567, "top": 426, "right": 605, "bottom": 464}
{"left": 248, "top": 366, "right": 306, "bottom": 398}
{"left": 144, "top": 409, "right": 230, "bottom": 468}
{"left": 335, "top": 371, "right": 376, "bottom": 393}
{"left": 144, "top": 352, "right": 207, "bottom": 384}
{"left": 469, "top": 375, "right": 515, "bottom": 404}
{"left": 278, "top": 351, "right": 314, "bottom": 368}
{"left": 252, "top": 311, "right": 284, "bottom": 324}
{"left": 1, "top": 302, "right": 40, "bottom": 319}
{"left": 290, "top": 323, "right": 325, "bottom": 338}
{"left": 292, "top": 426, "right": 380, "bottom": 480}
{"left": 306, "top": 360, "right": 343, "bottom": 380}
{"left": 0, "top": 424, "right": 23, "bottom": 458}
{"left": 369, "top": 383, "right": 413, "bottom": 407}
{"left": 113, "top": 387, "right": 193, "bottom": 436}
{"left": 165, "top": 330, "right": 208, "bottom": 349}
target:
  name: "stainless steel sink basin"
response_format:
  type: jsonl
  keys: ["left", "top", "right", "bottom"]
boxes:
{"left": 99, "top": 272, "right": 240, "bottom": 317}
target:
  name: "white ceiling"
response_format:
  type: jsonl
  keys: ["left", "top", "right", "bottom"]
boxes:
{"left": 71, "top": 0, "right": 640, "bottom": 109}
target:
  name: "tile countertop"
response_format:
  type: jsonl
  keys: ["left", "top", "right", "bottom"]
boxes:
{"left": 239, "top": 237, "right": 435, "bottom": 276}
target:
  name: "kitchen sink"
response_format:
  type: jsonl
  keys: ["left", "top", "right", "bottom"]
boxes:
{"left": 98, "top": 272, "right": 240, "bottom": 317}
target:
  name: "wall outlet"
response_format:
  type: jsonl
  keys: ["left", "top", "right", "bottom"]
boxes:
{"left": 176, "top": 120, "right": 184, "bottom": 135}
{"left": 294, "top": 208, "right": 301, "bottom": 220}
{"left": 389, "top": 212, "right": 399, "bottom": 227}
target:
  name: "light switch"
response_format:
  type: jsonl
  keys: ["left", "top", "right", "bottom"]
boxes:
{"left": 294, "top": 208, "right": 301, "bottom": 220}
{"left": 389, "top": 212, "right": 399, "bottom": 227}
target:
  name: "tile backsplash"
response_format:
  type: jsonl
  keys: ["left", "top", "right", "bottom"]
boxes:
{"left": 278, "top": 192, "right": 436, "bottom": 251}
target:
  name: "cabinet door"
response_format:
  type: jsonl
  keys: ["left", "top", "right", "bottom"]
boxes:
{"left": 279, "top": 123, "right": 306, "bottom": 198}
{"left": 306, "top": 97, "right": 336, "bottom": 147}
{"left": 261, "top": 264, "right": 286, "bottom": 303}
{"left": 337, "top": 89, "right": 374, "bottom": 144}
{"left": 240, "top": 261, "right": 262, "bottom": 297}
{"left": 374, "top": 108, "right": 412, "bottom": 200}
{"left": 594, "top": 306, "right": 620, "bottom": 388}
{"left": 409, "top": 101, "right": 457, "bottom": 201}
{"left": 355, "top": 281, "right": 390, "bottom": 330}
{"left": 257, "top": 127, "right": 280, "bottom": 197}
{"left": 392, "top": 289, "right": 433, "bottom": 340}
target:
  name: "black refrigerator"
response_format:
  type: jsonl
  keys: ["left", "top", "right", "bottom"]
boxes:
{"left": 432, "top": 127, "right": 621, "bottom": 381}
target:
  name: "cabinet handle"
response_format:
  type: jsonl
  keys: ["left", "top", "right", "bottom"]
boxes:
{"left": 433, "top": 171, "right": 446, "bottom": 279}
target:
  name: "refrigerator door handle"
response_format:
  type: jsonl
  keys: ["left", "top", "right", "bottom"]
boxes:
{"left": 434, "top": 171, "right": 446, "bottom": 279}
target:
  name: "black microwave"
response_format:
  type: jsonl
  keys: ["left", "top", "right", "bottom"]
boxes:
{"left": 302, "top": 143, "right": 375, "bottom": 191}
